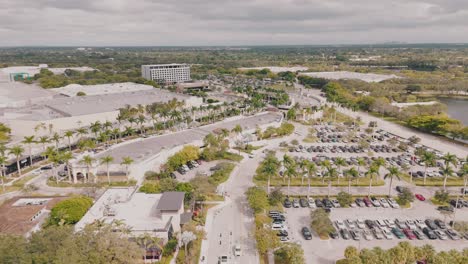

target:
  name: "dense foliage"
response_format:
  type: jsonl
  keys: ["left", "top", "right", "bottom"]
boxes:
{"left": 47, "top": 196, "right": 93, "bottom": 226}
{"left": 0, "top": 224, "right": 143, "bottom": 264}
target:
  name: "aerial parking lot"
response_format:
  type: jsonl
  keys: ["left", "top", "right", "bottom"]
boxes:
{"left": 281, "top": 200, "right": 468, "bottom": 264}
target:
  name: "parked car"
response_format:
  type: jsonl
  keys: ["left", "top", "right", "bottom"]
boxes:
{"left": 406, "top": 220, "right": 417, "bottom": 230}
{"left": 340, "top": 229, "right": 350, "bottom": 240}
{"left": 331, "top": 199, "right": 340, "bottom": 208}
{"left": 434, "top": 230, "right": 448, "bottom": 240}
{"left": 308, "top": 198, "right": 316, "bottom": 208}
{"left": 425, "top": 219, "right": 438, "bottom": 230}
{"left": 395, "top": 219, "right": 407, "bottom": 229}
{"left": 350, "top": 230, "right": 361, "bottom": 241}
{"left": 283, "top": 199, "right": 292, "bottom": 208}
{"left": 315, "top": 199, "right": 324, "bottom": 208}
{"left": 387, "top": 198, "right": 400, "bottom": 208}
{"left": 413, "top": 230, "right": 425, "bottom": 240}
{"left": 381, "top": 228, "right": 394, "bottom": 240}
{"left": 435, "top": 219, "right": 447, "bottom": 229}
{"left": 403, "top": 229, "right": 417, "bottom": 240}
{"left": 365, "top": 220, "right": 377, "bottom": 229}
{"left": 234, "top": 245, "right": 241, "bottom": 256}
{"left": 362, "top": 230, "right": 373, "bottom": 240}
{"left": 438, "top": 206, "right": 454, "bottom": 213}
{"left": 356, "top": 219, "right": 366, "bottom": 229}
{"left": 292, "top": 199, "right": 300, "bottom": 208}
{"left": 363, "top": 197, "right": 372, "bottom": 207}
{"left": 370, "top": 197, "right": 381, "bottom": 207}
{"left": 423, "top": 227, "right": 437, "bottom": 240}
{"left": 355, "top": 198, "right": 365, "bottom": 207}
{"left": 373, "top": 228, "right": 384, "bottom": 240}
{"left": 450, "top": 199, "right": 464, "bottom": 208}
{"left": 302, "top": 227, "right": 313, "bottom": 240}
{"left": 446, "top": 229, "right": 460, "bottom": 240}
{"left": 384, "top": 219, "right": 396, "bottom": 228}
{"left": 415, "top": 219, "right": 427, "bottom": 229}
{"left": 276, "top": 230, "right": 289, "bottom": 237}
{"left": 329, "top": 230, "right": 339, "bottom": 239}
{"left": 335, "top": 220, "right": 346, "bottom": 230}
{"left": 345, "top": 219, "right": 356, "bottom": 229}
{"left": 415, "top": 194, "right": 426, "bottom": 201}
{"left": 299, "top": 198, "right": 308, "bottom": 207}
{"left": 379, "top": 198, "right": 390, "bottom": 208}
{"left": 392, "top": 228, "right": 406, "bottom": 239}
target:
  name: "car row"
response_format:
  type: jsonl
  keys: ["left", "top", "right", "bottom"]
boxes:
{"left": 176, "top": 160, "right": 202, "bottom": 174}
{"left": 333, "top": 218, "right": 467, "bottom": 241}
{"left": 268, "top": 211, "right": 290, "bottom": 242}
{"left": 354, "top": 197, "right": 400, "bottom": 208}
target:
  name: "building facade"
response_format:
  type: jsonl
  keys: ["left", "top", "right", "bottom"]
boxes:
{"left": 141, "top": 64, "right": 191, "bottom": 84}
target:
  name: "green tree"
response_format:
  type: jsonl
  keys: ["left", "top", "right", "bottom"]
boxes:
{"left": 47, "top": 196, "right": 93, "bottom": 226}
{"left": 100, "top": 155, "right": 114, "bottom": 185}
{"left": 441, "top": 165, "right": 455, "bottom": 191}
{"left": 365, "top": 165, "right": 379, "bottom": 197}
{"left": 384, "top": 166, "right": 401, "bottom": 196}
{"left": 22, "top": 135, "right": 35, "bottom": 166}
{"left": 275, "top": 243, "right": 305, "bottom": 264}
{"left": 434, "top": 190, "right": 450, "bottom": 204}
{"left": 420, "top": 151, "right": 435, "bottom": 185}
{"left": 344, "top": 167, "right": 359, "bottom": 194}
{"left": 397, "top": 188, "right": 414, "bottom": 206}
{"left": 9, "top": 145, "right": 24, "bottom": 176}
{"left": 337, "top": 191, "right": 353, "bottom": 207}
{"left": 310, "top": 208, "right": 335, "bottom": 238}
{"left": 246, "top": 187, "right": 269, "bottom": 214}
{"left": 64, "top": 130, "right": 75, "bottom": 151}
{"left": 80, "top": 155, "right": 95, "bottom": 183}
{"left": 121, "top": 156, "right": 134, "bottom": 182}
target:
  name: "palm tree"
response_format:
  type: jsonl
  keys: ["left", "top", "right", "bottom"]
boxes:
{"left": 366, "top": 165, "right": 379, "bottom": 197}
{"left": 38, "top": 136, "right": 49, "bottom": 159}
{"left": 136, "top": 233, "right": 162, "bottom": 262}
{"left": 299, "top": 159, "right": 309, "bottom": 185}
{"left": 90, "top": 121, "right": 102, "bottom": 139}
{"left": 335, "top": 157, "right": 346, "bottom": 184}
{"left": 357, "top": 157, "right": 366, "bottom": 175}
{"left": 51, "top": 132, "right": 61, "bottom": 150}
{"left": 61, "top": 151, "right": 74, "bottom": 183}
{"left": 100, "top": 155, "right": 114, "bottom": 185}
{"left": 325, "top": 166, "right": 338, "bottom": 197}
{"left": 306, "top": 162, "right": 317, "bottom": 198}
{"left": 442, "top": 153, "right": 458, "bottom": 169}
{"left": 121, "top": 156, "right": 134, "bottom": 182}
{"left": 76, "top": 127, "right": 88, "bottom": 141}
{"left": 284, "top": 162, "right": 297, "bottom": 196}
{"left": 459, "top": 163, "right": 468, "bottom": 197}
{"left": 46, "top": 148, "right": 61, "bottom": 184}
{"left": 64, "top": 130, "right": 75, "bottom": 151}
{"left": 262, "top": 154, "right": 279, "bottom": 194}
{"left": 344, "top": 167, "right": 359, "bottom": 194}
{"left": 22, "top": 135, "right": 35, "bottom": 166}
{"left": 441, "top": 165, "right": 455, "bottom": 191}
{"left": 421, "top": 151, "right": 435, "bottom": 185}
{"left": 80, "top": 155, "right": 95, "bottom": 183}
{"left": 9, "top": 145, "right": 24, "bottom": 176}
{"left": 384, "top": 166, "right": 401, "bottom": 196}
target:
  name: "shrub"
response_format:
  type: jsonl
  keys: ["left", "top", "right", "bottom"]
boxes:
{"left": 310, "top": 208, "right": 335, "bottom": 238}
{"left": 397, "top": 188, "right": 414, "bottom": 205}
{"left": 139, "top": 182, "right": 161, "bottom": 193}
{"left": 434, "top": 190, "right": 450, "bottom": 204}
{"left": 48, "top": 196, "right": 93, "bottom": 226}
{"left": 336, "top": 191, "right": 353, "bottom": 207}
{"left": 246, "top": 187, "right": 269, "bottom": 214}
{"left": 268, "top": 189, "right": 284, "bottom": 206}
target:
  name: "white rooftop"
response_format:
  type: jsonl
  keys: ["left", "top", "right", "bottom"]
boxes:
{"left": 50, "top": 82, "right": 154, "bottom": 97}
{"left": 75, "top": 188, "right": 170, "bottom": 232}
{"left": 299, "top": 71, "right": 400, "bottom": 83}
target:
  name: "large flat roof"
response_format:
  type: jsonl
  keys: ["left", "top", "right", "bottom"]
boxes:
{"left": 50, "top": 82, "right": 154, "bottom": 97}
{"left": 6, "top": 88, "right": 198, "bottom": 121}
{"left": 96, "top": 112, "right": 282, "bottom": 163}
{"left": 299, "top": 71, "right": 400, "bottom": 83}
{"left": 75, "top": 188, "right": 177, "bottom": 233}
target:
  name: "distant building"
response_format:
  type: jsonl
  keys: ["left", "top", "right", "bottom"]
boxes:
{"left": 141, "top": 64, "right": 191, "bottom": 84}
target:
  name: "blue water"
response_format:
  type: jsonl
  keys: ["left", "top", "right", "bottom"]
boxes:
{"left": 438, "top": 97, "right": 468, "bottom": 125}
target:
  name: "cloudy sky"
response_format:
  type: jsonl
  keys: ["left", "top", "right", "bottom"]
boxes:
{"left": 1, "top": 0, "right": 468, "bottom": 46}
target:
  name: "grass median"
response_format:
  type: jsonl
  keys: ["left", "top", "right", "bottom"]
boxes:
{"left": 255, "top": 176, "right": 385, "bottom": 187}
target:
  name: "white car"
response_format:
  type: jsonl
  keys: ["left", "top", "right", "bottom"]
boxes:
{"left": 379, "top": 198, "right": 390, "bottom": 208}
{"left": 415, "top": 219, "right": 427, "bottom": 229}
{"left": 376, "top": 220, "right": 387, "bottom": 228}
{"left": 234, "top": 245, "right": 241, "bottom": 256}
{"left": 434, "top": 230, "right": 448, "bottom": 240}
{"left": 331, "top": 199, "right": 341, "bottom": 208}
{"left": 384, "top": 219, "right": 396, "bottom": 228}
{"left": 406, "top": 220, "right": 417, "bottom": 230}
{"left": 387, "top": 198, "right": 400, "bottom": 209}
{"left": 395, "top": 219, "right": 407, "bottom": 229}
{"left": 308, "top": 198, "right": 316, "bottom": 208}
{"left": 371, "top": 199, "right": 381, "bottom": 207}
{"left": 356, "top": 219, "right": 366, "bottom": 229}
{"left": 381, "top": 228, "right": 394, "bottom": 240}
{"left": 335, "top": 220, "right": 346, "bottom": 230}
{"left": 363, "top": 230, "right": 373, "bottom": 240}
{"left": 280, "top": 236, "right": 290, "bottom": 242}
{"left": 373, "top": 228, "right": 384, "bottom": 240}
{"left": 345, "top": 219, "right": 356, "bottom": 229}
{"left": 271, "top": 223, "right": 286, "bottom": 230}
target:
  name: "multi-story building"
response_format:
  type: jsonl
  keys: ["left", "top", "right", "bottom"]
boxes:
{"left": 141, "top": 63, "right": 191, "bottom": 84}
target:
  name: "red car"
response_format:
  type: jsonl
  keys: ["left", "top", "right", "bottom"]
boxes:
{"left": 363, "top": 197, "right": 372, "bottom": 207}
{"left": 403, "top": 228, "right": 417, "bottom": 240}
{"left": 415, "top": 194, "right": 425, "bottom": 201}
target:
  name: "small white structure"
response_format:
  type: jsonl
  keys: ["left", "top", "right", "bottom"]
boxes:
{"left": 75, "top": 188, "right": 186, "bottom": 242}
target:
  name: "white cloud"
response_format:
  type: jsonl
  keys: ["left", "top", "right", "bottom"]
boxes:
{"left": 0, "top": 0, "right": 467, "bottom": 45}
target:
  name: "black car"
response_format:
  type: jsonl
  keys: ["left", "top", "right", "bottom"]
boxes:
{"left": 365, "top": 220, "right": 377, "bottom": 229}
{"left": 423, "top": 227, "right": 437, "bottom": 240}
{"left": 350, "top": 230, "right": 360, "bottom": 241}
{"left": 299, "top": 198, "right": 308, "bottom": 208}
{"left": 329, "top": 230, "right": 339, "bottom": 239}
{"left": 425, "top": 219, "right": 438, "bottom": 230}
{"left": 438, "top": 206, "right": 455, "bottom": 213}
{"left": 315, "top": 199, "right": 324, "bottom": 208}
{"left": 435, "top": 219, "right": 447, "bottom": 229}
{"left": 40, "top": 165, "right": 52, "bottom": 170}
{"left": 450, "top": 200, "right": 464, "bottom": 208}
{"left": 277, "top": 230, "right": 288, "bottom": 237}
{"left": 395, "top": 186, "right": 406, "bottom": 193}
{"left": 283, "top": 199, "right": 292, "bottom": 208}
{"left": 322, "top": 198, "right": 333, "bottom": 208}
{"left": 340, "top": 229, "right": 350, "bottom": 240}
{"left": 302, "top": 227, "right": 312, "bottom": 240}
{"left": 272, "top": 215, "right": 286, "bottom": 222}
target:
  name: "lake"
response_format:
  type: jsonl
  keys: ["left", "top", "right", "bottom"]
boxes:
{"left": 438, "top": 97, "right": 468, "bottom": 125}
